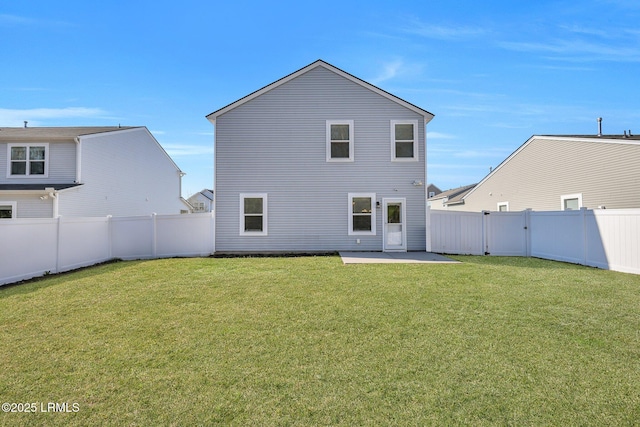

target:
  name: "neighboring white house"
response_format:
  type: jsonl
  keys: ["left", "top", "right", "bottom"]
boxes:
{"left": 187, "top": 189, "right": 214, "bottom": 212}
{"left": 0, "top": 126, "right": 189, "bottom": 218}
{"left": 207, "top": 59, "right": 434, "bottom": 253}
{"left": 440, "top": 134, "right": 640, "bottom": 212}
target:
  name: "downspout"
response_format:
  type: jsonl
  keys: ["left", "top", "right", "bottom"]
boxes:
{"left": 424, "top": 119, "right": 429, "bottom": 252}
{"left": 45, "top": 187, "right": 59, "bottom": 218}
{"left": 74, "top": 137, "right": 82, "bottom": 183}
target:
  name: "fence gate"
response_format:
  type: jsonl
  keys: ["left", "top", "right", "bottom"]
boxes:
{"left": 483, "top": 211, "right": 529, "bottom": 256}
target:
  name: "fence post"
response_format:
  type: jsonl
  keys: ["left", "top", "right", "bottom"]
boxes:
{"left": 55, "top": 216, "right": 62, "bottom": 274}
{"left": 482, "top": 210, "right": 490, "bottom": 255}
{"left": 581, "top": 207, "right": 588, "bottom": 266}
{"left": 425, "top": 206, "right": 432, "bottom": 252}
{"left": 525, "top": 209, "right": 532, "bottom": 257}
{"left": 151, "top": 213, "right": 158, "bottom": 258}
{"left": 107, "top": 215, "right": 113, "bottom": 259}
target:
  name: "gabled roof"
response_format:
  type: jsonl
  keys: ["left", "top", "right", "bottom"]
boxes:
{"left": 462, "top": 134, "right": 640, "bottom": 202}
{"left": 0, "top": 126, "right": 136, "bottom": 141}
{"left": 206, "top": 60, "right": 434, "bottom": 123}
{"left": 428, "top": 184, "right": 476, "bottom": 204}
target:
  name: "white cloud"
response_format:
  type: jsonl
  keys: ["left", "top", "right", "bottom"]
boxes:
{"left": 405, "top": 21, "right": 487, "bottom": 40}
{"left": 369, "top": 60, "right": 403, "bottom": 85}
{"left": 0, "top": 107, "right": 110, "bottom": 126}
{"left": 427, "top": 131, "right": 456, "bottom": 140}
{"left": 162, "top": 144, "right": 213, "bottom": 157}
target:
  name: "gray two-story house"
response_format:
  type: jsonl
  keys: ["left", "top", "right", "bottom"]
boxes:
{"left": 207, "top": 60, "right": 434, "bottom": 253}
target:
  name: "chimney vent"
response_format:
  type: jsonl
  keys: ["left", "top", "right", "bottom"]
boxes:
{"left": 24, "top": 121, "right": 28, "bottom": 128}
{"left": 597, "top": 117, "right": 602, "bottom": 136}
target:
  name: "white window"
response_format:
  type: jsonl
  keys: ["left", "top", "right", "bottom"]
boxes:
{"left": 240, "top": 193, "right": 267, "bottom": 236}
{"left": 497, "top": 202, "right": 509, "bottom": 212}
{"left": 7, "top": 143, "right": 49, "bottom": 177}
{"left": 428, "top": 191, "right": 436, "bottom": 198}
{"left": 391, "top": 120, "right": 418, "bottom": 161}
{"left": 348, "top": 193, "right": 376, "bottom": 235}
{"left": 0, "top": 202, "right": 17, "bottom": 219}
{"left": 561, "top": 193, "right": 583, "bottom": 211}
{"left": 326, "top": 120, "right": 354, "bottom": 162}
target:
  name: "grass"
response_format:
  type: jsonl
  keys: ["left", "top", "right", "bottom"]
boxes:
{"left": 0, "top": 255, "right": 639, "bottom": 426}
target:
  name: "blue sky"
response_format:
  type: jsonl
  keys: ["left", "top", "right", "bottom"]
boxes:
{"left": 2, "top": 1, "right": 639, "bottom": 196}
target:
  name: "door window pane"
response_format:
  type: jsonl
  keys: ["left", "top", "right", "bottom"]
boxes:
{"left": 387, "top": 204, "right": 401, "bottom": 224}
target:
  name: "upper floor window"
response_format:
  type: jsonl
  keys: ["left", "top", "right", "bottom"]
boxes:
{"left": 7, "top": 143, "right": 48, "bottom": 177}
{"left": 326, "top": 120, "right": 354, "bottom": 162}
{"left": 391, "top": 120, "right": 418, "bottom": 161}
{"left": 240, "top": 193, "right": 268, "bottom": 236}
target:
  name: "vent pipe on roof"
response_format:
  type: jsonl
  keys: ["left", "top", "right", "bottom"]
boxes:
{"left": 24, "top": 121, "right": 28, "bottom": 128}
{"left": 597, "top": 117, "right": 602, "bottom": 136}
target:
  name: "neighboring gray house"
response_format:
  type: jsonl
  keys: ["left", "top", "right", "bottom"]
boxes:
{"left": 427, "top": 183, "right": 442, "bottom": 199}
{"left": 207, "top": 60, "right": 434, "bottom": 253}
{"left": 187, "top": 189, "right": 214, "bottom": 213}
{"left": 0, "top": 126, "right": 188, "bottom": 218}
{"left": 443, "top": 134, "right": 640, "bottom": 212}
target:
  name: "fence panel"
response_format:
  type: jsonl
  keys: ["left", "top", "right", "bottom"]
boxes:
{"left": 58, "top": 217, "right": 111, "bottom": 271}
{"left": 529, "top": 210, "right": 585, "bottom": 264}
{"left": 156, "top": 213, "right": 215, "bottom": 257}
{"left": 0, "top": 219, "right": 59, "bottom": 284}
{"left": 110, "top": 215, "right": 155, "bottom": 260}
{"left": 428, "top": 209, "right": 484, "bottom": 255}
{"left": 590, "top": 209, "right": 640, "bottom": 274}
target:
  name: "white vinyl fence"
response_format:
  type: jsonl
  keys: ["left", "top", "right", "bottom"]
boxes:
{"left": 427, "top": 207, "right": 640, "bottom": 275}
{"left": 1, "top": 212, "right": 215, "bottom": 286}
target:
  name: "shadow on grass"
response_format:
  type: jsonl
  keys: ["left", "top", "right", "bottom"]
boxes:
{"left": 0, "top": 259, "right": 146, "bottom": 298}
{"left": 447, "top": 255, "right": 595, "bottom": 271}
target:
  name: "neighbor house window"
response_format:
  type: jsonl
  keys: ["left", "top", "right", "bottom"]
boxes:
{"left": 391, "top": 120, "right": 418, "bottom": 161}
{"left": 0, "top": 202, "right": 16, "bottom": 219}
{"left": 497, "top": 202, "right": 509, "bottom": 212}
{"left": 326, "top": 120, "right": 354, "bottom": 162}
{"left": 240, "top": 193, "right": 267, "bottom": 236}
{"left": 7, "top": 144, "right": 48, "bottom": 177}
{"left": 348, "top": 193, "right": 376, "bottom": 235}
{"left": 561, "top": 193, "right": 582, "bottom": 211}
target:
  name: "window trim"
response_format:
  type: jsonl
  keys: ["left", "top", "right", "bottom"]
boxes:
{"left": 390, "top": 120, "right": 419, "bottom": 162}
{"left": 561, "top": 193, "right": 583, "bottom": 211}
{"left": 7, "top": 143, "right": 49, "bottom": 178}
{"left": 0, "top": 201, "right": 17, "bottom": 219}
{"left": 497, "top": 202, "right": 509, "bottom": 212}
{"left": 239, "top": 193, "right": 268, "bottom": 236}
{"left": 326, "top": 120, "right": 354, "bottom": 162}
{"left": 348, "top": 192, "right": 376, "bottom": 236}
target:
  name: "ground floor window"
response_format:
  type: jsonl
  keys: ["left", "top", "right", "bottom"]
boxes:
{"left": 0, "top": 202, "right": 16, "bottom": 219}
{"left": 240, "top": 193, "right": 267, "bottom": 236}
{"left": 348, "top": 193, "right": 376, "bottom": 235}
{"left": 561, "top": 193, "right": 582, "bottom": 211}
{"left": 497, "top": 202, "right": 509, "bottom": 212}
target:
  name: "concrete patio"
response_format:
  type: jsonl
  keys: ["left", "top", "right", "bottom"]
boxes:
{"left": 339, "top": 251, "right": 459, "bottom": 264}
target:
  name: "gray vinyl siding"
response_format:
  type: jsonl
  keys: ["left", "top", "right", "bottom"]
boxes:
{"left": 215, "top": 66, "right": 427, "bottom": 252}
{"left": 456, "top": 137, "right": 640, "bottom": 212}
{"left": 59, "top": 128, "right": 185, "bottom": 217}
{"left": 1, "top": 194, "right": 54, "bottom": 218}
{"left": 0, "top": 141, "right": 76, "bottom": 184}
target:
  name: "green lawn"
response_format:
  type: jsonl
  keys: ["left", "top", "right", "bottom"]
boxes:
{"left": 1, "top": 256, "right": 639, "bottom": 426}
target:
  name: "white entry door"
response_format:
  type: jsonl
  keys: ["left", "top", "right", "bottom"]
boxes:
{"left": 383, "top": 198, "right": 407, "bottom": 252}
